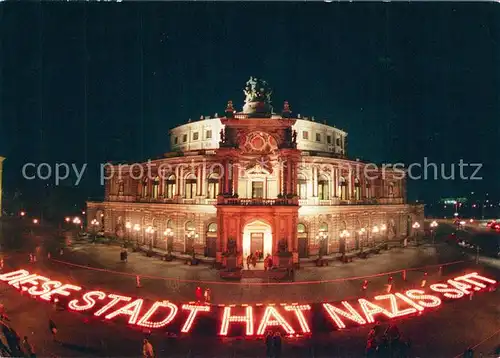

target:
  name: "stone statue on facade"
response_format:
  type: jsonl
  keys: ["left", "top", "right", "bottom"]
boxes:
{"left": 242, "top": 77, "right": 273, "bottom": 115}
{"left": 244, "top": 77, "right": 272, "bottom": 103}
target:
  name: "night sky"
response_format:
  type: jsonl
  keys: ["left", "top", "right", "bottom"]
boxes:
{"left": 0, "top": 3, "right": 499, "bottom": 213}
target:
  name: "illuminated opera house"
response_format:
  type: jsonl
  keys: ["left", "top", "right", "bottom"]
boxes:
{"left": 87, "top": 78, "right": 423, "bottom": 266}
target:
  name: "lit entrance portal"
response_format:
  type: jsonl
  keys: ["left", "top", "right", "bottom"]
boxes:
{"left": 243, "top": 220, "right": 272, "bottom": 259}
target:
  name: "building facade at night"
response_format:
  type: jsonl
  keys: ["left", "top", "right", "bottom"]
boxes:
{"left": 87, "top": 78, "right": 423, "bottom": 265}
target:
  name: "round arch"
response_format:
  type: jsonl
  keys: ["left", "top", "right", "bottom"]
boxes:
{"left": 184, "top": 220, "right": 196, "bottom": 254}
{"left": 297, "top": 223, "right": 308, "bottom": 258}
{"left": 242, "top": 219, "right": 273, "bottom": 259}
{"left": 184, "top": 174, "right": 197, "bottom": 199}
{"left": 205, "top": 222, "right": 217, "bottom": 258}
{"left": 318, "top": 174, "right": 330, "bottom": 200}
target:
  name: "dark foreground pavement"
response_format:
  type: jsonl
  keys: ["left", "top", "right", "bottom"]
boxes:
{"left": 0, "top": 219, "right": 499, "bottom": 357}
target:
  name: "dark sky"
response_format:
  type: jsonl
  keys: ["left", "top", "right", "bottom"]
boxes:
{"left": 0, "top": 2, "right": 499, "bottom": 207}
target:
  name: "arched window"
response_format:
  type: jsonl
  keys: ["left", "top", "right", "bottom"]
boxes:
{"left": 207, "top": 173, "right": 219, "bottom": 199}
{"left": 185, "top": 174, "right": 197, "bottom": 199}
{"left": 165, "top": 174, "right": 176, "bottom": 199}
{"left": 118, "top": 180, "right": 124, "bottom": 195}
{"left": 354, "top": 177, "right": 361, "bottom": 200}
{"left": 365, "top": 181, "right": 372, "bottom": 199}
{"left": 185, "top": 221, "right": 196, "bottom": 232}
{"left": 388, "top": 182, "right": 395, "bottom": 197}
{"left": 297, "top": 174, "right": 307, "bottom": 199}
{"left": 152, "top": 176, "right": 160, "bottom": 199}
{"left": 166, "top": 219, "right": 173, "bottom": 229}
{"left": 318, "top": 222, "right": 328, "bottom": 255}
{"left": 297, "top": 223, "right": 306, "bottom": 233}
{"left": 319, "top": 223, "right": 328, "bottom": 232}
{"left": 207, "top": 222, "right": 218, "bottom": 233}
{"left": 338, "top": 177, "right": 348, "bottom": 200}
{"left": 318, "top": 175, "right": 329, "bottom": 200}
{"left": 142, "top": 178, "right": 148, "bottom": 198}
{"left": 297, "top": 223, "right": 308, "bottom": 258}
{"left": 206, "top": 222, "right": 217, "bottom": 258}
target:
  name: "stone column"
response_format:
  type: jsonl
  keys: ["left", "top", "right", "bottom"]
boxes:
{"left": 264, "top": 177, "right": 268, "bottom": 199}
{"left": 0, "top": 157, "right": 4, "bottom": 217}
{"left": 224, "top": 160, "right": 230, "bottom": 194}
{"left": 175, "top": 165, "right": 180, "bottom": 196}
{"left": 273, "top": 215, "right": 279, "bottom": 253}
{"left": 330, "top": 165, "right": 335, "bottom": 199}
{"left": 312, "top": 165, "right": 318, "bottom": 197}
{"left": 278, "top": 161, "right": 283, "bottom": 195}
{"left": 232, "top": 160, "right": 239, "bottom": 196}
{"left": 196, "top": 163, "right": 202, "bottom": 196}
{"left": 179, "top": 165, "right": 184, "bottom": 197}
{"left": 201, "top": 160, "right": 207, "bottom": 196}
{"left": 359, "top": 166, "right": 365, "bottom": 199}
{"left": 292, "top": 160, "right": 298, "bottom": 195}
{"left": 286, "top": 158, "right": 292, "bottom": 195}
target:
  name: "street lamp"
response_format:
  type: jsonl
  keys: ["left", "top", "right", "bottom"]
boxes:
{"left": 372, "top": 225, "right": 379, "bottom": 243}
{"left": 65, "top": 217, "right": 70, "bottom": 223}
{"left": 163, "top": 228, "right": 174, "bottom": 253}
{"left": 186, "top": 230, "right": 199, "bottom": 256}
{"left": 412, "top": 222, "right": 420, "bottom": 244}
{"left": 340, "top": 229, "right": 350, "bottom": 253}
{"left": 90, "top": 219, "right": 99, "bottom": 241}
{"left": 145, "top": 226, "right": 155, "bottom": 250}
{"left": 315, "top": 231, "right": 328, "bottom": 257}
{"left": 430, "top": 220, "right": 438, "bottom": 244}
{"left": 380, "top": 224, "right": 387, "bottom": 244}
{"left": 125, "top": 222, "right": 132, "bottom": 244}
{"left": 32, "top": 219, "right": 38, "bottom": 224}
{"left": 20, "top": 211, "right": 26, "bottom": 217}
{"left": 133, "top": 224, "right": 140, "bottom": 244}
{"left": 359, "top": 228, "right": 367, "bottom": 251}
{"left": 72, "top": 217, "right": 82, "bottom": 231}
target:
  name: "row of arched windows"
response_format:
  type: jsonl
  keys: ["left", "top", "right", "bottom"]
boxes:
{"left": 162, "top": 219, "right": 217, "bottom": 234}
{"left": 296, "top": 176, "right": 395, "bottom": 201}
{"left": 139, "top": 174, "right": 220, "bottom": 200}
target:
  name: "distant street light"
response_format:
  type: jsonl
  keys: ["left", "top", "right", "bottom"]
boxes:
{"left": 145, "top": 226, "right": 155, "bottom": 248}
{"left": 65, "top": 217, "right": 70, "bottom": 223}
{"left": 125, "top": 222, "right": 132, "bottom": 244}
{"left": 163, "top": 228, "right": 174, "bottom": 253}
{"left": 20, "top": 211, "right": 26, "bottom": 217}
{"left": 90, "top": 219, "right": 99, "bottom": 241}
{"left": 412, "top": 222, "right": 420, "bottom": 244}
{"left": 430, "top": 220, "right": 438, "bottom": 244}
{"left": 32, "top": 219, "right": 38, "bottom": 224}
{"left": 72, "top": 217, "right": 82, "bottom": 232}
{"left": 133, "top": 224, "right": 140, "bottom": 244}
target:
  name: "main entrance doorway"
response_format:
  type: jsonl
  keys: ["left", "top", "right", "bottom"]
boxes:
{"left": 242, "top": 220, "right": 273, "bottom": 259}
{"left": 250, "top": 233, "right": 264, "bottom": 254}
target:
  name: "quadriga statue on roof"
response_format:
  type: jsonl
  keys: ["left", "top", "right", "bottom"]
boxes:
{"left": 242, "top": 77, "right": 273, "bottom": 115}
{"left": 244, "top": 77, "right": 272, "bottom": 104}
